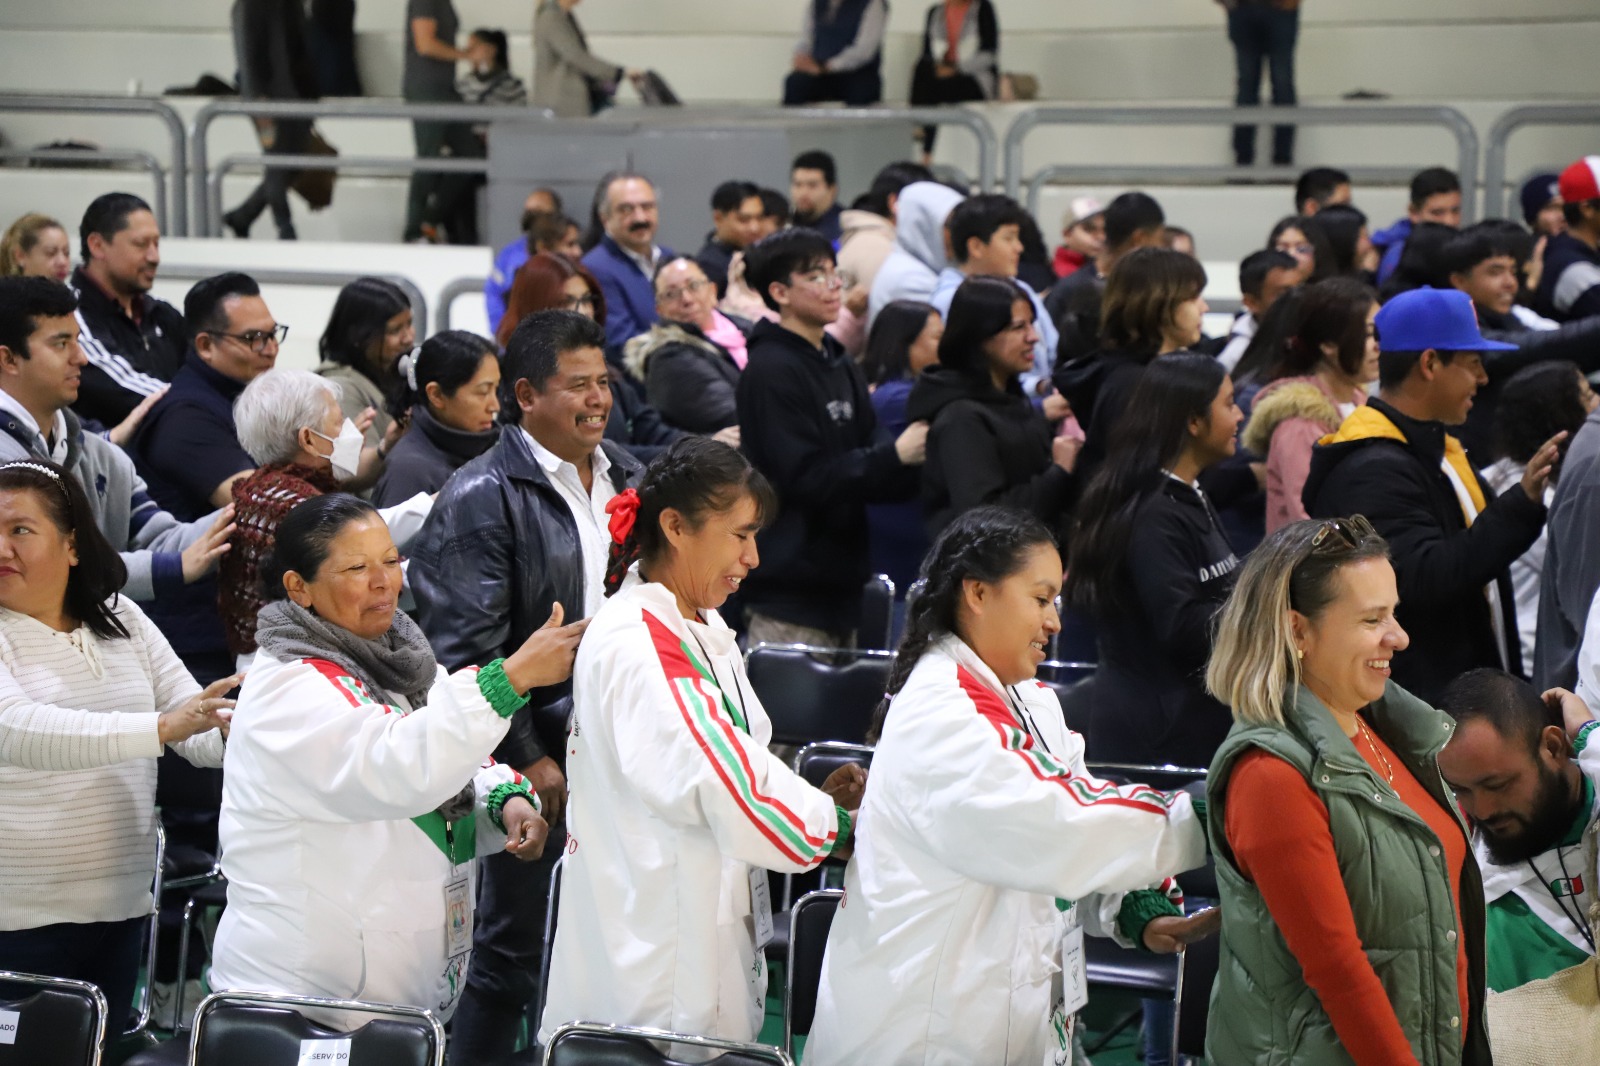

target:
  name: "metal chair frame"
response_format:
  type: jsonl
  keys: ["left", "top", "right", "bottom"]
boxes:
{"left": 185, "top": 989, "right": 446, "bottom": 1066}
{"left": 541, "top": 1021, "right": 793, "bottom": 1066}
{"left": 0, "top": 970, "right": 108, "bottom": 1066}
{"left": 781, "top": 889, "right": 843, "bottom": 1057}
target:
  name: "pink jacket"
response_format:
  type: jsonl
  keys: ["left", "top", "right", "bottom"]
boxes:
{"left": 1243, "top": 375, "right": 1367, "bottom": 533}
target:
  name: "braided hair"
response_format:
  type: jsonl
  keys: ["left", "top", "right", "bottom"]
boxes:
{"left": 603, "top": 437, "right": 777, "bottom": 597}
{"left": 869, "top": 506, "right": 1057, "bottom": 743}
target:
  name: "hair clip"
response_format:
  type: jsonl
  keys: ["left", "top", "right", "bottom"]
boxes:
{"left": 398, "top": 348, "right": 420, "bottom": 392}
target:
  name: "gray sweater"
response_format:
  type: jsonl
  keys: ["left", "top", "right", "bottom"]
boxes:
{"left": 0, "top": 407, "right": 212, "bottom": 602}
{"left": 1535, "top": 407, "right": 1600, "bottom": 689}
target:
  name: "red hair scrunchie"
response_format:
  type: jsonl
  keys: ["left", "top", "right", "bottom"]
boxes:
{"left": 605, "top": 488, "right": 641, "bottom": 546}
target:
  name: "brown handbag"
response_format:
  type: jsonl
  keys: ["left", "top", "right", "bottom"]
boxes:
{"left": 289, "top": 127, "right": 338, "bottom": 211}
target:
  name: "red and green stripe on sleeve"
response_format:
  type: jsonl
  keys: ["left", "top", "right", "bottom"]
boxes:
{"left": 958, "top": 666, "right": 1177, "bottom": 815}
{"left": 643, "top": 610, "right": 837, "bottom": 868}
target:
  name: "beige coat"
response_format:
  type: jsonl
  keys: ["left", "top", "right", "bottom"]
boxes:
{"left": 533, "top": 0, "right": 622, "bottom": 119}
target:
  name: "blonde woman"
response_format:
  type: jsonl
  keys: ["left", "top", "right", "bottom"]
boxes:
{"left": 0, "top": 214, "right": 71, "bottom": 282}
{"left": 1204, "top": 516, "right": 1490, "bottom": 1065}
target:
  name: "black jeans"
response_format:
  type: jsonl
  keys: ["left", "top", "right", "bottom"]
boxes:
{"left": 404, "top": 119, "right": 484, "bottom": 244}
{"left": 0, "top": 917, "right": 146, "bottom": 1031}
{"left": 227, "top": 118, "right": 312, "bottom": 237}
{"left": 783, "top": 66, "right": 882, "bottom": 107}
{"left": 1227, "top": 4, "right": 1299, "bottom": 165}
{"left": 446, "top": 823, "right": 566, "bottom": 1065}
{"left": 909, "top": 59, "right": 986, "bottom": 153}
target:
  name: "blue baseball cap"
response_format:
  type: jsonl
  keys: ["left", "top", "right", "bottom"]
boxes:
{"left": 1374, "top": 288, "right": 1518, "bottom": 353}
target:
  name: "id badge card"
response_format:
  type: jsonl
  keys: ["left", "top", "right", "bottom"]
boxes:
{"left": 748, "top": 866, "right": 775, "bottom": 950}
{"left": 1044, "top": 905, "right": 1087, "bottom": 1066}
{"left": 445, "top": 865, "right": 473, "bottom": 960}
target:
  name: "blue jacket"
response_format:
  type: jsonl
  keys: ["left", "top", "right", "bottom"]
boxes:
{"left": 485, "top": 236, "right": 528, "bottom": 336}
{"left": 1371, "top": 217, "right": 1411, "bottom": 285}
{"left": 582, "top": 235, "right": 675, "bottom": 351}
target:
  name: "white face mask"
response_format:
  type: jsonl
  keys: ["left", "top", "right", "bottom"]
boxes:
{"left": 310, "top": 418, "right": 365, "bottom": 480}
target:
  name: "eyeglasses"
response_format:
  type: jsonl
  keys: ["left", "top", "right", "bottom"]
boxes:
{"left": 1309, "top": 515, "right": 1376, "bottom": 550}
{"left": 1277, "top": 242, "right": 1314, "bottom": 258}
{"left": 211, "top": 324, "right": 288, "bottom": 353}
{"left": 795, "top": 270, "right": 844, "bottom": 291}
{"left": 562, "top": 294, "right": 596, "bottom": 311}
{"left": 657, "top": 278, "right": 711, "bottom": 303}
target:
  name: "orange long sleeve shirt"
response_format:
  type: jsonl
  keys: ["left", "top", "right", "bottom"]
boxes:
{"left": 1225, "top": 721, "right": 1470, "bottom": 1065}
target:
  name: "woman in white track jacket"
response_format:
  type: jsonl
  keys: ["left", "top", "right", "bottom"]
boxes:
{"left": 540, "top": 438, "right": 867, "bottom": 1045}
{"left": 807, "top": 506, "right": 1215, "bottom": 1066}
{"left": 210, "top": 494, "right": 567, "bottom": 1024}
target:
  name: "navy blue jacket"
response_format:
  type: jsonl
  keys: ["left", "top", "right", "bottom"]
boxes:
{"left": 582, "top": 234, "right": 675, "bottom": 351}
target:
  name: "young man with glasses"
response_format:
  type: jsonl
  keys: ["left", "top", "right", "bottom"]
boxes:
{"left": 736, "top": 229, "right": 926, "bottom": 648}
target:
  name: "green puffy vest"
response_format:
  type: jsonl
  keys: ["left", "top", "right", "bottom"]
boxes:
{"left": 1205, "top": 681, "right": 1491, "bottom": 1066}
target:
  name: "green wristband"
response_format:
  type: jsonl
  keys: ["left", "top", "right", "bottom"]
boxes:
{"left": 833, "top": 806, "right": 853, "bottom": 851}
{"left": 476, "top": 658, "right": 528, "bottom": 720}
{"left": 1576, "top": 720, "right": 1600, "bottom": 755}
{"left": 486, "top": 781, "right": 536, "bottom": 832}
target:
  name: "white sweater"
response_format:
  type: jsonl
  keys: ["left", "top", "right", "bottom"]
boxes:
{"left": 0, "top": 597, "right": 224, "bottom": 931}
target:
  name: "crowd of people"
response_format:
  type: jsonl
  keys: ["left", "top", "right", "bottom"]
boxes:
{"left": 4, "top": 140, "right": 1600, "bottom": 1066}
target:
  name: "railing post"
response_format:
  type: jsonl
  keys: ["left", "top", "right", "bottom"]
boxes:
{"left": 1483, "top": 105, "right": 1600, "bottom": 221}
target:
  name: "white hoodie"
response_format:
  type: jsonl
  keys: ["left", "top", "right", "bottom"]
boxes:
{"left": 805, "top": 635, "right": 1206, "bottom": 1066}
{"left": 867, "top": 181, "right": 968, "bottom": 326}
{"left": 539, "top": 577, "right": 843, "bottom": 1044}
{"left": 210, "top": 651, "right": 528, "bottom": 1025}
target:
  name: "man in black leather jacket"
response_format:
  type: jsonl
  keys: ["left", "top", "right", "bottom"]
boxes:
{"left": 409, "top": 309, "right": 643, "bottom": 1065}
{"left": 1446, "top": 226, "right": 1600, "bottom": 462}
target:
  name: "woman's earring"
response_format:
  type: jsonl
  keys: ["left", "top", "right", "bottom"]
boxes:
{"left": 1295, "top": 647, "right": 1305, "bottom": 660}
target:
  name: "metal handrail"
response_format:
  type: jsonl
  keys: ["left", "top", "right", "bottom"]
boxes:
{"left": 1023, "top": 163, "right": 1422, "bottom": 223}
{"left": 0, "top": 93, "right": 188, "bottom": 234}
{"left": 0, "top": 147, "right": 169, "bottom": 232}
{"left": 1005, "top": 104, "right": 1481, "bottom": 223}
{"left": 188, "top": 98, "right": 557, "bottom": 236}
{"left": 1483, "top": 104, "right": 1600, "bottom": 219}
{"left": 438, "top": 275, "right": 491, "bottom": 333}
{"left": 651, "top": 104, "right": 997, "bottom": 189}
{"left": 206, "top": 151, "right": 490, "bottom": 239}
{"left": 159, "top": 264, "right": 430, "bottom": 338}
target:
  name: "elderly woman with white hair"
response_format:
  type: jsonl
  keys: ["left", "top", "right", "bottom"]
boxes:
{"left": 218, "top": 368, "right": 432, "bottom": 668}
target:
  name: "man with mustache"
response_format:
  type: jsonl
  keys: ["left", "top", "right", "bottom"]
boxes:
{"left": 69, "top": 192, "right": 187, "bottom": 428}
{"left": 1439, "top": 668, "right": 1600, "bottom": 991}
{"left": 581, "top": 172, "right": 675, "bottom": 352}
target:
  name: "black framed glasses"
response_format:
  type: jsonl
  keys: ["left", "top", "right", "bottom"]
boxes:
{"left": 212, "top": 324, "right": 288, "bottom": 353}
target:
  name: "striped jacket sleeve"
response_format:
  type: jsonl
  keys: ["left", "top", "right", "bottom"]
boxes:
{"left": 896, "top": 665, "right": 1205, "bottom": 902}
{"left": 76, "top": 309, "right": 167, "bottom": 401}
{"left": 603, "top": 611, "right": 840, "bottom": 873}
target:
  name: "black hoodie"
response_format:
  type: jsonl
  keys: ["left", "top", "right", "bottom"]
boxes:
{"left": 906, "top": 365, "right": 1074, "bottom": 539}
{"left": 1053, "top": 346, "right": 1153, "bottom": 483}
{"left": 1302, "top": 395, "right": 1545, "bottom": 705}
{"left": 1089, "top": 476, "right": 1239, "bottom": 767}
{"left": 737, "top": 319, "right": 917, "bottom": 632}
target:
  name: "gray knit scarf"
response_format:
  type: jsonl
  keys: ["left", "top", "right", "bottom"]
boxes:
{"left": 256, "top": 599, "right": 476, "bottom": 821}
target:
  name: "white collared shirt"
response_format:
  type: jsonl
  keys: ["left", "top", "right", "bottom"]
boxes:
{"left": 622, "top": 243, "right": 662, "bottom": 280}
{"left": 522, "top": 430, "right": 617, "bottom": 618}
{"left": 0, "top": 389, "right": 69, "bottom": 464}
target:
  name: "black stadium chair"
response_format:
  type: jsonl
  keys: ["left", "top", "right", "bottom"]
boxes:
{"left": 0, "top": 971, "right": 107, "bottom": 1066}
{"left": 180, "top": 990, "right": 444, "bottom": 1066}
{"left": 535, "top": 854, "right": 566, "bottom": 1039}
{"left": 1034, "top": 661, "right": 1096, "bottom": 734}
{"left": 857, "top": 574, "right": 896, "bottom": 652}
{"left": 783, "top": 744, "right": 873, "bottom": 908}
{"left": 782, "top": 889, "right": 842, "bottom": 1056}
{"left": 542, "top": 1022, "right": 793, "bottom": 1065}
{"left": 743, "top": 645, "right": 892, "bottom": 747}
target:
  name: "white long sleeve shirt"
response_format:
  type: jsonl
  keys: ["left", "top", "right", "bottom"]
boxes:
{"left": 210, "top": 651, "right": 524, "bottom": 1025}
{"left": 0, "top": 598, "right": 224, "bottom": 930}
{"left": 540, "top": 576, "right": 842, "bottom": 1044}
{"left": 805, "top": 635, "right": 1206, "bottom": 1066}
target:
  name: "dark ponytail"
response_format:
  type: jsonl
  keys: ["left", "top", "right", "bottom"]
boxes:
{"left": 603, "top": 436, "right": 777, "bottom": 596}
{"left": 869, "top": 506, "right": 1057, "bottom": 742}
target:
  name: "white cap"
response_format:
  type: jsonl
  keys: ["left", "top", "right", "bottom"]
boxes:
{"left": 1064, "top": 196, "right": 1105, "bottom": 228}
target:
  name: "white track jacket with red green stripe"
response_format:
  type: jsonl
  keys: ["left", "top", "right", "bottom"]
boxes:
{"left": 211, "top": 651, "right": 526, "bottom": 1025}
{"left": 539, "top": 576, "right": 842, "bottom": 1044}
{"left": 806, "top": 635, "right": 1206, "bottom": 1066}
